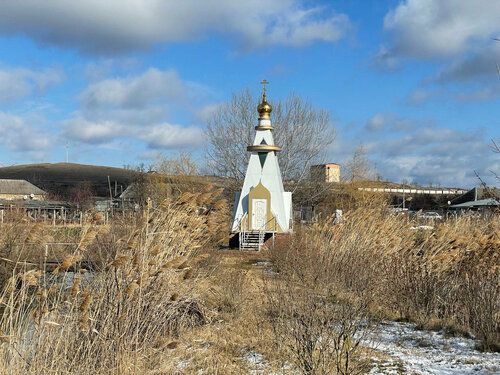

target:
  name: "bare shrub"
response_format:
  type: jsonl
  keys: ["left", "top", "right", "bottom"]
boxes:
{"left": 268, "top": 279, "right": 372, "bottom": 375}
{"left": 268, "top": 225, "right": 374, "bottom": 374}
{"left": 460, "top": 271, "right": 500, "bottom": 351}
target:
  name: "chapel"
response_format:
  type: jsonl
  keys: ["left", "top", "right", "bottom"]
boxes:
{"left": 231, "top": 81, "right": 292, "bottom": 250}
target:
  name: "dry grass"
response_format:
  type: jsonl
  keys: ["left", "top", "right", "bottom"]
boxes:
{"left": 0, "top": 192, "right": 497, "bottom": 374}
{"left": 271, "top": 206, "right": 500, "bottom": 353}
{"left": 0, "top": 187, "right": 229, "bottom": 374}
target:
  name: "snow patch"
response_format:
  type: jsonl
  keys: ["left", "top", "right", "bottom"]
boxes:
{"left": 368, "top": 321, "right": 500, "bottom": 374}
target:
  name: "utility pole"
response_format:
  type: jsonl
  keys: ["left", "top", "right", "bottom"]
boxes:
{"left": 66, "top": 142, "right": 69, "bottom": 163}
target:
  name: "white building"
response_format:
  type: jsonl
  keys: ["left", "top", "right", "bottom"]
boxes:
{"left": 232, "top": 82, "right": 292, "bottom": 249}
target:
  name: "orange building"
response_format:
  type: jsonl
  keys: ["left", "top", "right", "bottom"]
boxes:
{"left": 310, "top": 163, "right": 340, "bottom": 183}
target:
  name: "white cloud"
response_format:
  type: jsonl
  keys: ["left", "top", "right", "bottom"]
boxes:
{"left": 381, "top": 2, "right": 500, "bottom": 103}
{"left": 371, "top": 45, "right": 402, "bottom": 72}
{"left": 139, "top": 123, "right": 204, "bottom": 148}
{"left": 365, "top": 114, "right": 387, "bottom": 132}
{"left": 381, "top": 155, "right": 474, "bottom": 187}
{"left": 368, "top": 125, "right": 498, "bottom": 187}
{"left": 404, "top": 89, "right": 436, "bottom": 106}
{"left": 79, "top": 68, "right": 214, "bottom": 125}
{"left": 62, "top": 118, "right": 124, "bottom": 143}
{"left": 0, "top": 1, "right": 350, "bottom": 54}
{"left": 193, "top": 103, "right": 221, "bottom": 123}
{"left": 365, "top": 113, "right": 417, "bottom": 132}
{"left": 62, "top": 117, "right": 203, "bottom": 149}
{"left": 334, "top": 114, "right": 499, "bottom": 187}
{"left": 83, "top": 106, "right": 167, "bottom": 126}
{"left": 432, "top": 47, "right": 500, "bottom": 84}
{"left": 81, "top": 68, "right": 186, "bottom": 110}
{"left": 405, "top": 85, "right": 500, "bottom": 105}
{"left": 63, "top": 68, "right": 207, "bottom": 149}
{"left": 454, "top": 86, "right": 500, "bottom": 103}
{"left": 0, "top": 111, "right": 51, "bottom": 152}
{"left": 0, "top": 66, "right": 63, "bottom": 102}
{"left": 383, "top": 0, "right": 500, "bottom": 59}
{"left": 137, "top": 149, "right": 162, "bottom": 160}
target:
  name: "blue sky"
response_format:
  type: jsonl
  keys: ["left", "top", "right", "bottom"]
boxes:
{"left": 0, "top": 0, "right": 499, "bottom": 187}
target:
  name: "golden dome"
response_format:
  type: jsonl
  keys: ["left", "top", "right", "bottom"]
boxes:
{"left": 257, "top": 94, "right": 272, "bottom": 118}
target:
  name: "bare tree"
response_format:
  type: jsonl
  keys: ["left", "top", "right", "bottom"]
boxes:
{"left": 130, "top": 152, "right": 203, "bottom": 205}
{"left": 154, "top": 150, "right": 199, "bottom": 176}
{"left": 488, "top": 139, "right": 500, "bottom": 184}
{"left": 205, "top": 88, "right": 335, "bottom": 185}
{"left": 344, "top": 143, "right": 371, "bottom": 182}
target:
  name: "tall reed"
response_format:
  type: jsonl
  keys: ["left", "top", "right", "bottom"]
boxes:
{"left": 0, "top": 187, "right": 227, "bottom": 374}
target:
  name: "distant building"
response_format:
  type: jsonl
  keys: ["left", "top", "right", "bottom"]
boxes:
{"left": 450, "top": 187, "right": 499, "bottom": 210}
{"left": 119, "top": 183, "right": 137, "bottom": 201}
{"left": 0, "top": 179, "right": 46, "bottom": 200}
{"left": 310, "top": 163, "right": 340, "bottom": 183}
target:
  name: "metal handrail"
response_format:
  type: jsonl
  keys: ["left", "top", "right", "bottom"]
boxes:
{"left": 255, "top": 216, "right": 277, "bottom": 232}
{"left": 241, "top": 212, "right": 249, "bottom": 231}
{"left": 239, "top": 215, "right": 276, "bottom": 249}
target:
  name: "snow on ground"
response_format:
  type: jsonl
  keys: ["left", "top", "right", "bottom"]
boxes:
{"left": 176, "top": 321, "right": 498, "bottom": 374}
{"left": 242, "top": 351, "right": 268, "bottom": 375}
{"left": 250, "top": 261, "right": 499, "bottom": 375}
{"left": 369, "top": 321, "right": 500, "bottom": 375}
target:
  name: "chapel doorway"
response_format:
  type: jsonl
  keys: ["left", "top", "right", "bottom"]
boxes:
{"left": 251, "top": 198, "right": 267, "bottom": 230}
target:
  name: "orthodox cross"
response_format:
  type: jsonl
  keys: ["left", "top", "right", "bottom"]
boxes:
{"left": 260, "top": 79, "right": 269, "bottom": 95}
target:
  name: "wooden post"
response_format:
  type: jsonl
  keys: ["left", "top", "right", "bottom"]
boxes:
{"left": 120, "top": 185, "right": 125, "bottom": 218}
{"left": 107, "top": 176, "right": 114, "bottom": 217}
{"left": 53, "top": 209, "right": 56, "bottom": 226}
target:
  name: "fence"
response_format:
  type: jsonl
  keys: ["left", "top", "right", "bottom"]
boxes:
{"left": 0, "top": 205, "right": 136, "bottom": 226}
